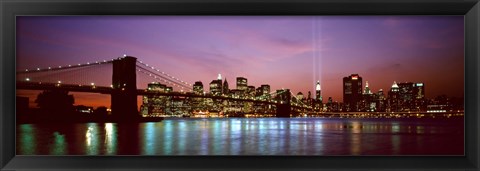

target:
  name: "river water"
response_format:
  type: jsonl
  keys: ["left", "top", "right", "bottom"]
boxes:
{"left": 16, "top": 117, "right": 464, "bottom": 155}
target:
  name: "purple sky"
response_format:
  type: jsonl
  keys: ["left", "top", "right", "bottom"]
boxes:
{"left": 16, "top": 16, "right": 464, "bottom": 108}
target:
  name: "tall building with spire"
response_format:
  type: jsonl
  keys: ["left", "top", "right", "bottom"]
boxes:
{"left": 314, "top": 80, "right": 323, "bottom": 111}
{"left": 363, "top": 81, "right": 372, "bottom": 95}
{"left": 315, "top": 80, "right": 322, "bottom": 102}
{"left": 388, "top": 81, "right": 400, "bottom": 112}
{"left": 223, "top": 78, "right": 229, "bottom": 95}
{"left": 362, "top": 81, "right": 375, "bottom": 111}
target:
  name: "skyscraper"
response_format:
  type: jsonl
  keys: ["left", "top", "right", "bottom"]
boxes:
{"left": 362, "top": 81, "right": 375, "bottom": 111}
{"left": 193, "top": 81, "right": 203, "bottom": 95}
{"left": 236, "top": 77, "right": 248, "bottom": 91}
{"left": 396, "top": 82, "right": 426, "bottom": 111}
{"left": 376, "top": 89, "right": 386, "bottom": 112}
{"left": 315, "top": 80, "right": 322, "bottom": 102}
{"left": 247, "top": 86, "right": 256, "bottom": 99}
{"left": 315, "top": 80, "right": 323, "bottom": 111}
{"left": 258, "top": 84, "right": 271, "bottom": 100}
{"left": 343, "top": 74, "right": 362, "bottom": 112}
{"left": 141, "top": 82, "right": 168, "bottom": 116}
{"left": 363, "top": 81, "right": 372, "bottom": 94}
{"left": 209, "top": 74, "right": 223, "bottom": 96}
{"left": 223, "top": 78, "right": 229, "bottom": 95}
{"left": 209, "top": 80, "right": 222, "bottom": 96}
{"left": 388, "top": 81, "right": 400, "bottom": 112}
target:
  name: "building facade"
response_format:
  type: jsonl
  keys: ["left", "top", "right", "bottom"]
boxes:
{"left": 343, "top": 74, "right": 363, "bottom": 112}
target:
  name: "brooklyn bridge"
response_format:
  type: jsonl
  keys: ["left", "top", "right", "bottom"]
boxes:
{"left": 17, "top": 56, "right": 315, "bottom": 122}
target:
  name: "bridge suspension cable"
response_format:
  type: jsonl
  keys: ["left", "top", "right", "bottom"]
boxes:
{"left": 17, "top": 59, "right": 114, "bottom": 74}
{"left": 135, "top": 61, "right": 193, "bottom": 90}
{"left": 136, "top": 64, "right": 192, "bottom": 91}
{"left": 17, "top": 59, "right": 114, "bottom": 87}
{"left": 136, "top": 61, "right": 193, "bottom": 86}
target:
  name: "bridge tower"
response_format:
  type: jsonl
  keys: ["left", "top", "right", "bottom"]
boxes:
{"left": 111, "top": 56, "right": 138, "bottom": 120}
{"left": 275, "top": 89, "right": 291, "bottom": 117}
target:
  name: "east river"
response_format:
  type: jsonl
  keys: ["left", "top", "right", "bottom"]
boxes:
{"left": 16, "top": 117, "right": 464, "bottom": 155}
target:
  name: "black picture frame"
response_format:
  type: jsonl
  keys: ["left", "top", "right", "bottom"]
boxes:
{"left": 1, "top": 0, "right": 479, "bottom": 170}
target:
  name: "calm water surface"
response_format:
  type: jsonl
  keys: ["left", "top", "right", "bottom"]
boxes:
{"left": 16, "top": 117, "right": 464, "bottom": 155}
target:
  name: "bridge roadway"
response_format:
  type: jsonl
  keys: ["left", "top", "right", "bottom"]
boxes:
{"left": 17, "top": 81, "right": 309, "bottom": 107}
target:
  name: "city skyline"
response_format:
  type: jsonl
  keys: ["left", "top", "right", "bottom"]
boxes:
{"left": 16, "top": 16, "right": 464, "bottom": 108}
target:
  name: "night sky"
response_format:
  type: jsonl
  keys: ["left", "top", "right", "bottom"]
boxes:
{"left": 16, "top": 16, "right": 464, "bottom": 108}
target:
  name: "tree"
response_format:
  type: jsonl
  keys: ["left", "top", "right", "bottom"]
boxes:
{"left": 35, "top": 90, "right": 75, "bottom": 115}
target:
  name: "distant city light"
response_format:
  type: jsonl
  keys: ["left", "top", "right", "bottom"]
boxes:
{"left": 25, "top": 78, "right": 30, "bottom": 81}
{"left": 57, "top": 81, "right": 62, "bottom": 84}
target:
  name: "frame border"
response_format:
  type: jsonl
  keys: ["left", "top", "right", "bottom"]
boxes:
{"left": 1, "top": 0, "right": 479, "bottom": 170}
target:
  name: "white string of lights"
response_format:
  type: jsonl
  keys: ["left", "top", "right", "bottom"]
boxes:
{"left": 137, "top": 60, "right": 193, "bottom": 87}
{"left": 136, "top": 67, "right": 191, "bottom": 90}
{"left": 19, "top": 58, "right": 115, "bottom": 74}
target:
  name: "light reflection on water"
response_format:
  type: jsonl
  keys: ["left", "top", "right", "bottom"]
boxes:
{"left": 16, "top": 118, "right": 464, "bottom": 155}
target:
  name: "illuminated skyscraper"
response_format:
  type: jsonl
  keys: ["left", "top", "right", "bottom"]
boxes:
{"left": 209, "top": 79, "right": 222, "bottom": 96}
{"left": 376, "top": 89, "right": 386, "bottom": 112}
{"left": 396, "top": 82, "right": 426, "bottom": 111}
{"left": 141, "top": 82, "right": 168, "bottom": 116}
{"left": 193, "top": 81, "right": 203, "bottom": 95}
{"left": 363, "top": 81, "right": 372, "bottom": 94}
{"left": 343, "top": 74, "right": 362, "bottom": 112}
{"left": 247, "top": 86, "right": 256, "bottom": 98}
{"left": 314, "top": 80, "right": 323, "bottom": 111}
{"left": 388, "top": 81, "right": 400, "bottom": 112}
{"left": 362, "top": 81, "right": 375, "bottom": 111}
{"left": 256, "top": 84, "right": 271, "bottom": 100}
{"left": 315, "top": 80, "right": 322, "bottom": 102}
{"left": 236, "top": 77, "right": 248, "bottom": 91}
